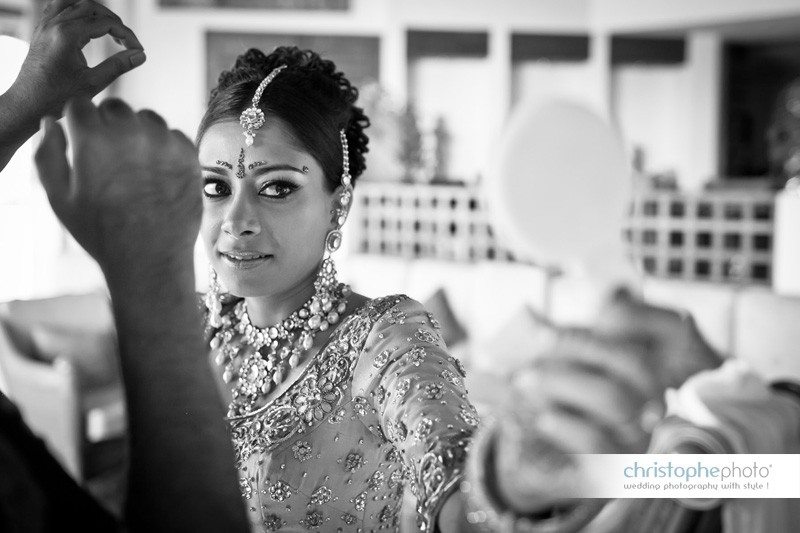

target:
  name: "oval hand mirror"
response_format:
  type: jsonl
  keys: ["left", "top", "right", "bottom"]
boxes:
{"left": 486, "top": 99, "right": 632, "bottom": 278}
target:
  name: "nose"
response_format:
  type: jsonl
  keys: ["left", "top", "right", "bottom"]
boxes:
{"left": 220, "top": 192, "right": 262, "bottom": 238}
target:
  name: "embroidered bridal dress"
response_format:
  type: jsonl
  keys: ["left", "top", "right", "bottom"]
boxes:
{"left": 206, "top": 294, "right": 477, "bottom": 532}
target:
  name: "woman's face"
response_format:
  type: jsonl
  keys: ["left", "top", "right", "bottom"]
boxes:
{"left": 198, "top": 118, "right": 337, "bottom": 298}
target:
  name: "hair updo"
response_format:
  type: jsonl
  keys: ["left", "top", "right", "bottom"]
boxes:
{"left": 197, "top": 46, "right": 370, "bottom": 190}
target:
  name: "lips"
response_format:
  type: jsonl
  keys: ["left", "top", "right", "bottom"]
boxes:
{"left": 219, "top": 250, "right": 272, "bottom": 270}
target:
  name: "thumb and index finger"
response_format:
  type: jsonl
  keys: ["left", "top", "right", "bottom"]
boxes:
{"left": 50, "top": 0, "right": 147, "bottom": 96}
{"left": 81, "top": 20, "right": 147, "bottom": 92}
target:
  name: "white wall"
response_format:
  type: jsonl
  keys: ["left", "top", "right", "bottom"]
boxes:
{"left": 613, "top": 63, "right": 691, "bottom": 181}
{"left": 611, "top": 30, "right": 722, "bottom": 190}
{"left": 685, "top": 32, "right": 722, "bottom": 189}
{"left": 512, "top": 60, "right": 597, "bottom": 112}
{"left": 410, "top": 57, "right": 492, "bottom": 182}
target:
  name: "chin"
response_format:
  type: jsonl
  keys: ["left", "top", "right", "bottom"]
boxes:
{"left": 218, "top": 275, "right": 269, "bottom": 298}
{"left": 213, "top": 264, "right": 268, "bottom": 297}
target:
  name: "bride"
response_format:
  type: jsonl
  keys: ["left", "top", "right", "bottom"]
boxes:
{"left": 196, "top": 46, "right": 476, "bottom": 532}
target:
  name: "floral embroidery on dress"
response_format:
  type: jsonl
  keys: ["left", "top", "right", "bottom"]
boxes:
{"left": 414, "top": 417, "right": 434, "bottom": 442}
{"left": 394, "top": 378, "right": 411, "bottom": 403}
{"left": 423, "top": 382, "right": 445, "bottom": 400}
{"left": 379, "top": 504, "right": 398, "bottom": 526}
{"left": 268, "top": 480, "right": 292, "bottom": 501}
{"left": 344, "top": 451, "right": 365, "bottom": 472}
{"left": 440, "top": 369, "right": 462, "bottom": 387}
{"left": 293, "top": 376, "right": 337, "bottom": 424}
{"left": 310, "top": 485, "right": 333, "bottom": 505}
{"left": 368, "top": 470, "right": 386, "bottom": 491}
{"left": 385, "top": 446, "right": 401, "bottom": 463}
{"left": 385, "top": 419, "right": 408, "bottom": 443}
{"left": 352, "top": 396, "right": 369, "bottom": 417}
{"left": 407, "top": 346, "right": 427, "bottom": 366}
{"left": 459, "top": 404, "right": 480, "bottom": 427}
{"left": 292, "top": 440, "right": 313, "bottom": 462}
{"left": 263, "top": 514, "right": 284, "bottom": 532}
{"left": 415, "top": 435, "right": 472, "bottom": 532}
{"left": 373, "top": 349, "right": 391, "bottom": 368}
{"left": 426, "top": 312, "right": 441, "bottom": 330}
{"left": 341, "top": 513, "right": 357, "bottom": 525}
{"left": 386, "top": 307, "right": 407, "bottom": 325}
{"left": 301, "top": 509, "right": 323, "bottom": 529}
{"left": 374, "top": 385, "right": 387, "bottom": 404}
{"left": 388, "top": 468, "right": 404, "bottom": 489}
{"left": 348, "top": 315, "right": 371, "bottom": 348}
{"left": 352, "top": 491, "right": 367, "bottom": 511}
{"left": 327, "top": 406, "right": 346, "bottom": 424}
{"left": 415, "top": 328, "right": 438, "bottom": 344}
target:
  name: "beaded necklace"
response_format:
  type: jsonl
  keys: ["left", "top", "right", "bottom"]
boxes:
{"left": 210, "top": 258, "right": 350, "bottom": 417}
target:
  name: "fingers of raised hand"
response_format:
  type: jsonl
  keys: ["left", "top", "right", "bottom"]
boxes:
{"left": 35, "top": 117, "right": 72, "bottom": 212}
{"left": 41, "top": 0, "right": 78, "bottom": 22}
{"left": 136, "top": 108, "right": 168, "bottom": 132}
{"left": 515, "top": 366, "right": 650, "bottom": 452}
{"left": 46, "top": 0, "right": 142, "bottom": 50}
{"left": 98, "top": 97, "right": 136, "bottom": 123}
{"left": 547, "top": 332, "right": 664, "bottom": 398}
{"left": 64, "top": 15, "right": 142, "bottom": 51}
{"left": 53, "top": 0, "right": 120, "bottom": 23}
{"left": 63, "top": 96, "right": 101, "bottom": 140}
{"left": 40, "top": 1, "right": 144, "bottom": 96}
{"left": 521, "top": 360, "right": 646, "bottom": 427}
{"left": 83, "top": 48, "right": 146, "bottom": 93}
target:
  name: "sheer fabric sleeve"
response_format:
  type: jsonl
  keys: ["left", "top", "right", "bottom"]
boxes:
{"left": 352, "top": 295, "right": 477, "bottom": 532}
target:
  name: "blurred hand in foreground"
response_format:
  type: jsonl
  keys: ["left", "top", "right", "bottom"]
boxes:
{"left": 34, "top": 97, "right": 201, "bottom": 275}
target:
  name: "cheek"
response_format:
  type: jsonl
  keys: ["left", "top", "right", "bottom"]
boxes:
{"left": 273, "top": 201, "right": 330, "bottom": 254}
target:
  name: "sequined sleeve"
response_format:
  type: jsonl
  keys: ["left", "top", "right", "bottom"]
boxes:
{"left": 352, "top": 296, "right": 476, "bottom": 532}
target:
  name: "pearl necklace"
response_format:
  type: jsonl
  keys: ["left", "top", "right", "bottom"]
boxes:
{"left": 209, "top": 258, "right": 350, "bottom": 417}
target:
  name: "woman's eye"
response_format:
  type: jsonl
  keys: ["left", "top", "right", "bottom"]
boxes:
{"left": 260, "top": 181, "right": 297, "bottom": 198}
{"left": 202, "top": 179, "right": 230, "bottom": 198}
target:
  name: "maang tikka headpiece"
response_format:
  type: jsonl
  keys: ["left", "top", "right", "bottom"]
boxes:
{"left": 239, "top": 64, "right": 287, "bottom": 146}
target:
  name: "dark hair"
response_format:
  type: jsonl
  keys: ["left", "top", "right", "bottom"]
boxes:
{"left": 197, "top": 46, "right": 370, "bottom": 190}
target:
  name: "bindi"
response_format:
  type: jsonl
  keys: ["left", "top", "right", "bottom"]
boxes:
{"left": 236, "top": 148, "right": 246, "bottom": 179}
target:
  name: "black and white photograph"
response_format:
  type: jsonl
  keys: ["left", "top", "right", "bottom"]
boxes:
{"left": 1, "top": 1, "right": 799, "bottom": 532}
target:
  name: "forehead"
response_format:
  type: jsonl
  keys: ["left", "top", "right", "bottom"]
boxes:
{"left": 198, "top": 119, "right": 307, "bottom": 161}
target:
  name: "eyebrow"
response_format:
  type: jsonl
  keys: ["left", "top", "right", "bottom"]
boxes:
{"left": 202, "top": 165, "right": 232, "bottom": 175}
{"left": 249, "top": 163, "right": 306, "bottom": 176}
{"left": 202, "top": 162, "right": 305, "bottom": 174}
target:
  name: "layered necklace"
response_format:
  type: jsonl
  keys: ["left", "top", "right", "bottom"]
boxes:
{"left": 210, "top": 258, "right": 350, "bottom": 417}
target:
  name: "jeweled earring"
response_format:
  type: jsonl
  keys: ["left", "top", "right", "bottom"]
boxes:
{"left": 324, "top": 129, "right": 353, "bottom": 256}
{"left": 205, "top": 265, "right": 223, "bottom": 327}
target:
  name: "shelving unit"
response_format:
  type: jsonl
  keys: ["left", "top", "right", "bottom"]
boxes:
{"left": 626, "top": 187, "right": 775, "bottom": 284}
{"left": 349, "top": 182, "right": 526, "bottom": 263}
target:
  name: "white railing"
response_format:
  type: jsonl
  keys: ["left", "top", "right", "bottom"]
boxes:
{"left": 348, "top": 181, "right": 526, "bottom": 263}
{"left": 625, "top": 187, "right": 775, "bottom": 284}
